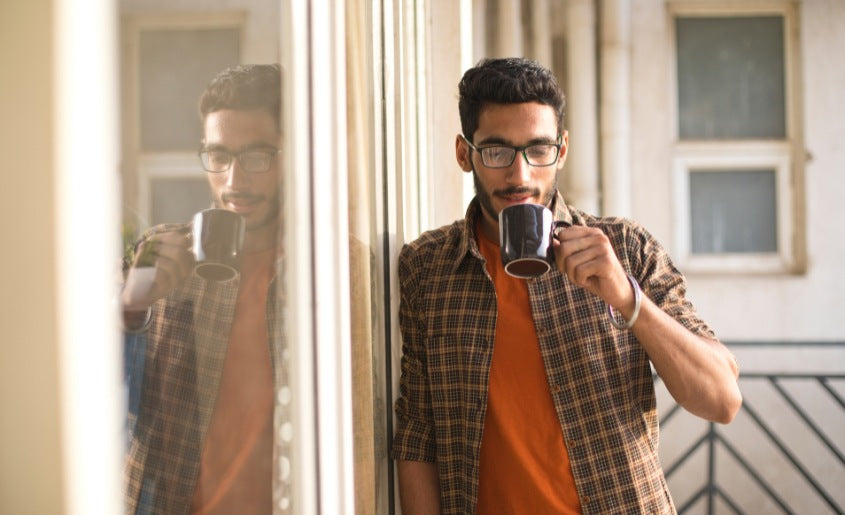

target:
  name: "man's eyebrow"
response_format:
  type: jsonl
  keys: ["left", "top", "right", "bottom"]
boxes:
{"left": 474, "top": 136, "right": 510, "bottom": 146}
{"left": 200, "top": 142, "right": 279, "bottom": 152}
{"left": 475, "top": 136, "right": 558, "bottom": 146}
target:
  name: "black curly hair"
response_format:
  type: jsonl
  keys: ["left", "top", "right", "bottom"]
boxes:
{"left": 458, "top": 57, "right": 565, "bottom": 142}
{"left": 198, "top": 63, "right": 282, "bottom": 132}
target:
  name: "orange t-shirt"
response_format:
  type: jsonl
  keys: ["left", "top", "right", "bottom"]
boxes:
{"left": 191, "top": 248, "right": 276, "bottom": 515}
{"left": 476, "top": 222, "right": 581, "bottom": 514}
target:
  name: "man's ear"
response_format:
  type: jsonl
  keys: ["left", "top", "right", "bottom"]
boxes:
{"left": 556, "top": 130, "right": 569, "bottom": 170}
{"left": 455, "top": 134, "right": 473, "bottom": 172}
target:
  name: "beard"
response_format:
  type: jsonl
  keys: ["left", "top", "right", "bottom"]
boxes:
{"left": 246, "top": 192, "right": 280, "bottom": 232}
{"left": 215, "top": 190, "right": 280, "bottom": 232}
{"left": 471, "top": 167, "right": 558, "bottom": 221}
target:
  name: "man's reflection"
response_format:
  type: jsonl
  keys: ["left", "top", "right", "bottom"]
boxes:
{"left": 121, "top": 63, "right": 283, "bottom": 514}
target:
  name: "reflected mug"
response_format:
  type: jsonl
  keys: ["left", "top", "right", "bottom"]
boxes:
{"left": 191, "top": 208, "right": 245, "bottom": 281}
{"left": 498, "top": 203, "right": 568, "bottom": 279}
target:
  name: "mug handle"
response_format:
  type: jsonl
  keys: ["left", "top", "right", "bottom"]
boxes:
{"left": 552, "top": 220, "right": 571, "bottom": 239}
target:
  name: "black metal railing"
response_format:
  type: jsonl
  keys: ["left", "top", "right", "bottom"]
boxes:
{"left": 659, "top": 343, "right": 845, "bottom": 515}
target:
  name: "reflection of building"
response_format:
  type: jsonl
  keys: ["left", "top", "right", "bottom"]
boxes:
{"left": 4, "top": 0, "right": 843, "bottom": 514}
{"left": 119, "top": 3, "right": 281, "bottom": 230}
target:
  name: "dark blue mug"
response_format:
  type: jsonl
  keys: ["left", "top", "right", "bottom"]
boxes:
{"left": 191, "top": 208, "right": 245, "bottom": 281}
{"left": 498, "top": 203, "right": 569, "bottom": 278}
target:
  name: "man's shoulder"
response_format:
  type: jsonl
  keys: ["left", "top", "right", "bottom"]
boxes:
{"left": 400, "top": 219, "right": 466, "bottom": 259}
{"left": 569, "top": 205, "right": 651, "bottom": 240}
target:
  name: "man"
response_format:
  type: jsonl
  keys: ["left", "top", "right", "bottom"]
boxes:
{"left": 393, "top": 57, "right": 742, "bottom": 514}
{"left": 121, "top": 63, "right": 285, "bottom": 514}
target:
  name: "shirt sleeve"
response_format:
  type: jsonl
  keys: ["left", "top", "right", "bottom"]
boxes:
{"left": 623, "top": 221, "right": 717, "bottom": 340}
{"left": 392, "top": 243, "right": 437, "bottom": 462}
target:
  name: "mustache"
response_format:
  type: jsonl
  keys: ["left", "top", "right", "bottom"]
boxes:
{"left": 221, "top": 191, "right": 265, "bottom": 203}
{"left": 493, "top": 186, "right": 540, "bottom": 197}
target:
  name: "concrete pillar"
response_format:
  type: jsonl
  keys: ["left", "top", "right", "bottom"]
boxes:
{"left": 599, "top": 0, "right": 631, "bottom": 216}
{"left": 496, "top": 0, "right": 524, "bottom": 56}
{"left": 529, "top": 0, "right": 553, "bottom": 66}
{"left": 564, "top": 0, "right": 601, "bottom": 214}
{"left": 473, "top": 0, "right": 488, "bottom": 62}
{"left": 428, "top": 0, "right": 475, "bottom": 228}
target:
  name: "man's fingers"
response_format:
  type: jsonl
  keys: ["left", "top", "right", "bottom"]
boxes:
{"left": 154, "top": 252, "right": 192, "bottom": 285}
{"left": 123, "top": 229, "right": 194, "bottom": 310}
{"left": 560, "top": 246, "right": 608, "bottom": 286}
{"left": 553, "top": 226, "right": 628, "bottom": 301}
{"left": 555, "top": 225, "right": 600, "bottom": 242}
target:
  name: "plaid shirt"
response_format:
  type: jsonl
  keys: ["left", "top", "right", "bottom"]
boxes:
{"left": 123, "top": 224, "right": 286, "bottom": 515}
{"left": 393, "top": 194, "right": 715, "bottom": 514}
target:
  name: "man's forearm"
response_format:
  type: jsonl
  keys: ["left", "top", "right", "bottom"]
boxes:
{"left": 633, "top": 297, "right": 742, "bottom": 423}
{"left": 398, "top": 460, "right": 440, "bottom": 515}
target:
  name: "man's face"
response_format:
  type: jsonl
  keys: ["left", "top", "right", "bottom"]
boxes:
{"left": 456, "top": 102, "right": 568, "bottom": 240}
{"left": 202, "top": 109, "right": 281, "bottom": 246}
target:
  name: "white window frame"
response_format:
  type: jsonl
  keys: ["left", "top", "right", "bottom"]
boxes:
{"left": 282, "top": 1, "right": 355, "bottom": 512}
{"left": 668, "top": 1, "right": 804, "bottom": 274}
{"left": 136, "top": 153, "right": 209, "bottom": 226}
{"left": 672, "top": 141, "right": 792, "bottom": 272}
{"left": 55, "top": 0, "right": 124, "bottom": 512}
{"left": 122, "top": 13, "right": 246, "bottom": 225}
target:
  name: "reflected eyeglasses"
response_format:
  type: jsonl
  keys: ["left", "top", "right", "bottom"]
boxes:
{"left": 198, "top": 148, "right": 281, "bottom": 174}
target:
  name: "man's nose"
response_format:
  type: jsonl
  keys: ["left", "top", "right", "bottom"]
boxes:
{"left": 225, "top": 157, "right": 250, "bottom": 188}
{"left": 507, "top": 151, "right": 532, "bottom": 184}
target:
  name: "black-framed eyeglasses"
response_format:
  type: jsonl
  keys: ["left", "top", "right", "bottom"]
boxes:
{"left": 462, "top": 135, "right": 562, "bottom": 168}
{"left": 198, "top": 148, "right": 281, "bottom": 174}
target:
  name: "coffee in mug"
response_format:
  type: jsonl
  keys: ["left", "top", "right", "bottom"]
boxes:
{"left": 498, "top": 203, "right": 568, "bottom": 279}
{"left": 191, "top": 208, "right": 245, "bottom": 281}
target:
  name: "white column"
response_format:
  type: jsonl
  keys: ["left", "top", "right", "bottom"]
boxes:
{"left": 427, "top": 0, "right": 475, "bottom": 229}
{"left": 473, "top": 0, "right": 488, "bottom": 62}
{"left": 281, "top": 0, "right": 354, "bottom": 513}
{"left": 564, "top": 0, "right": 601, "bottom": 214}
{"left": 309, "top": 0, "right": 355, "bottom": 512}
{"left": 54, "top": 0, "right": 124, "bottom": 514}
{"left": 599, "top": 0, "right": 632, "bottom": 216}
{"left": 530, "top": 0, "right": 553, "bottom": 66}
{"left": 496, "top": 0, "right": 524, "bottom": 56}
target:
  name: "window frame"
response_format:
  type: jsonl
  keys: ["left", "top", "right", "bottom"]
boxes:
{"left": 672, "top": 141, "right": 793, "bottom": 272}
{"left": 668, "top": 1, "right": 805, "bottom": 274}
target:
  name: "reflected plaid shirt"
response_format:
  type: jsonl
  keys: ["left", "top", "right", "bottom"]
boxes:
{"left": 393, "top": 194, "right": 716, "bottom": 514}
{"left": 123, "top": 224, "right": 286, "bottom": 515}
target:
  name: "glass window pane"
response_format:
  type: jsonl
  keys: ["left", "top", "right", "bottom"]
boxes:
{"left": 676, "top": 16, "right": 785, "bottom": 139}
{"left": 139, "top": 28, "right": 240, "bottom": 151}
{"left": 123, "top": 60, "right": 288, "bottom": 513}
{"left": 690, "top": 169, "right": 778, "bottom": 253}
{"left": 150, "top": 177, "right": 211, "bottom": 226}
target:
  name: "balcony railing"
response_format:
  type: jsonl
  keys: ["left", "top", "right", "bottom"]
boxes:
{"left": 658, "top": 342, "right": 845, "bottom": 515}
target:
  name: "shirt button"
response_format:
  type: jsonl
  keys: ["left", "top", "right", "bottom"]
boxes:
{"left": 552, "top": 384, "right": 561, "bottom": 393}
{"left": 582, "top": 495, "right": 591, "bottom": 504}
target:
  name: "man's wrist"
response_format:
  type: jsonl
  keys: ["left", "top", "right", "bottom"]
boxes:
{"left": 122, "top": 307, "right": 152, "bottom": 334}
{"left": 607, "top": 274, "right": 642, "bottom": 330}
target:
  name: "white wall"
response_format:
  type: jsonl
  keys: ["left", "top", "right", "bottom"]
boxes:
{"left": 0, "top": 1, "right": 65, "bottom": 513}
{"left": 630, "top": 0, "right": 845, "bottom": 341}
